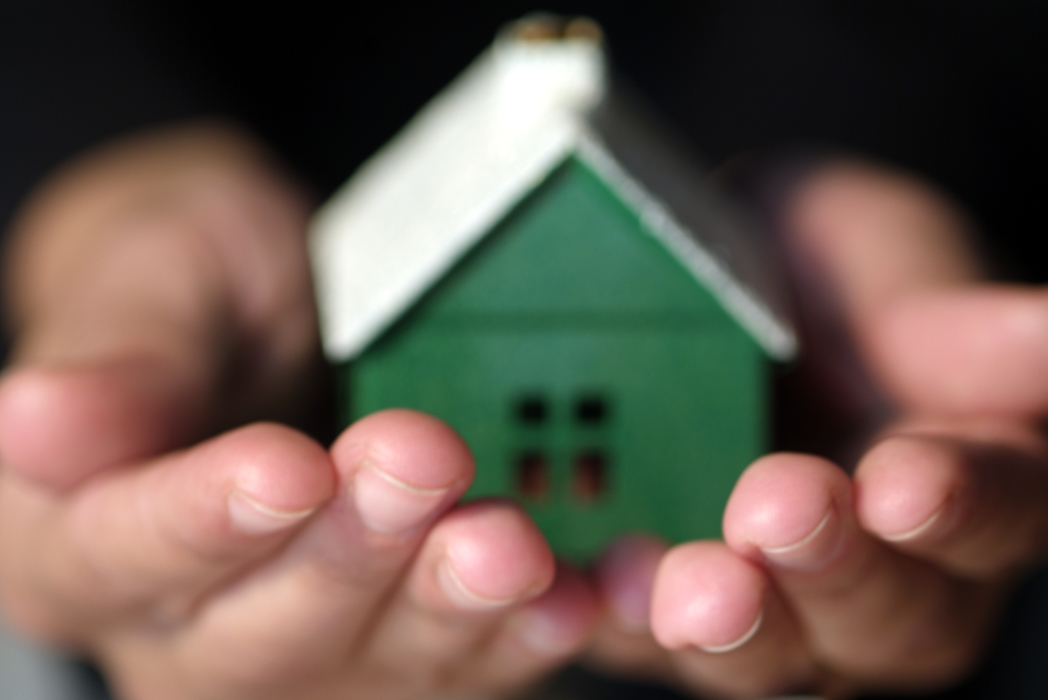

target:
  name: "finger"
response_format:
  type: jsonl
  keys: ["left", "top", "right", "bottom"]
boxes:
{"left": 788, "top": 164, "right": 1048, "bottom": 419}
{"left": 166, "top": 410, "right": 476, "bottom": 692}
{"left": 596, "top": 535, "right": 666, "bottom": 634}
{"left": 0, "top": 126, "right": 316, "bottom": 488}
{"left": 0, "top": 359, "right": 210, "bottom": 490}
{"left": 650, "top": 542, "right": 815, "bottom": 698}
{"left": 856, "top": 424, "right": 1048, "bottom": 578}
{"left": 863, "top": 288, "right": 1048, "bottom": 416}
{"left": 360, "top": 500, "right": 555, "bottom": 686}
{"left": 13, "top": 423, "right": 335, "bottom": 625}
{"left": 784, "top": 161, "right": 982, "bottom": 324}
{"left": 585, "top": 536, "right": 677, "bottom": 685}
{"left": 724, "top": 453, "right": 996, "bottom": 687}
{"left": 775, "top": 162, "right": 985, "bottom": 454}
{"left": 478, "top": 564, "right": 600, "bottom": 690}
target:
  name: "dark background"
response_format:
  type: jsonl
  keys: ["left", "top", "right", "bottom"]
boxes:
{"left": 3, "top": 1, "right": 1048, "bottom": 279}
{"left": 2, "top": 1, "right": 1048, "bottom": 697}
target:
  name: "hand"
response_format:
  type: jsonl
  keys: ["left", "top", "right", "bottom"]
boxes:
{"left": 0, "top": 124, "right": 600, "bottom": 699}
{"left": 584, "top": 162, "right": 1048, "bottom": 697}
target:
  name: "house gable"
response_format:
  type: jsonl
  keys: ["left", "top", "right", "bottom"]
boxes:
{"left": 384, "top": 156, "right": 739, "bottom": 332}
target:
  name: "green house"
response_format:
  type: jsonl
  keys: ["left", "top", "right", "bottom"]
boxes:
{"left": 310, "top": 24, "right": 796, "bottom": 560}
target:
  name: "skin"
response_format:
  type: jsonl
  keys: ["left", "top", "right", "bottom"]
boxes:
{"left": 0, "top": 123, "right": 1046, "bottom": 699}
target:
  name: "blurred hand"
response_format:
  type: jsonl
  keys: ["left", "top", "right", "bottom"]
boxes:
{"left": 586, "top": 162, "right": 1048, "bottom": 698}
{"left": 0, "top": 124, "right": 599, "bottom": 700}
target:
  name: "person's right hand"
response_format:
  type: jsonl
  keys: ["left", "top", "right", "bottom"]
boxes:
{"left": 0, "top": 124, "right": 600, "bottom": 700}
{"left": 584, "top": 161, "right": 1048, "bottom": 698}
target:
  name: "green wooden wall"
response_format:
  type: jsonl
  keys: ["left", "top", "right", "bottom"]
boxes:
{"left": 346, "top": 158, "right": 767, "bottom": 560}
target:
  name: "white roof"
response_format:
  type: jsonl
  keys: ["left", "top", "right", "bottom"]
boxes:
{"left": 310, "top": 36, "right": 797, "bottom": 361}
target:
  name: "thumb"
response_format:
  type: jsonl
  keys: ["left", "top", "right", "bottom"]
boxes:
{"left": 0, "top": 211, "right": 230, "bottom": 489}
{"left": 0, "top": 124, "right": 317, "bottom": 490}
{"left": 782, "top": 161, "right": 1009, "bottom": 416}
{"left": 784, "top": 160, "right": 982, "bottom": 325}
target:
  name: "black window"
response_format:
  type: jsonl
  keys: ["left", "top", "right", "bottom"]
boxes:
{"left": 514, "top": 395, "right": 548, "bottom": 424}
{"left": 572, "top": 449, "right": 607, "bottom": 501}
{"left": 515, "top": 450, "right": 549, "bottom": 500}
{"left": 574, "top": 394, "right": 608, "bottom": 424}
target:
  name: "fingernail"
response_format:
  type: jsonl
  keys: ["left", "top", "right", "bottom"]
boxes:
{"left": 512, "top": 608, "right": 580, "bottom": 656}
{"left": 759, "top": 507, "right": 841, "bottom": 570}
{"left": 437, "top": 558, "right": 517, "bottom": 612}
{"left": 699, "top": 611, "right": 763, "bottom": 654}
{"left": 228, "top": 491, "right": 316, "bottom": 535}
{"left": 353, "top": 460, "right": 449, "bottom": 535}
{"left": 882, "top": 503, "right": 946, "bottom": 542}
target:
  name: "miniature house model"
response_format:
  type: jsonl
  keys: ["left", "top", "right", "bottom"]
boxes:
{"left": 310, "top": 18, "right": 796, "bottom": 560}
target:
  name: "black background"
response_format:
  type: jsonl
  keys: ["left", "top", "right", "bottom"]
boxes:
{"left": 3, "top": 1, "right": 1048, "bottom": 279}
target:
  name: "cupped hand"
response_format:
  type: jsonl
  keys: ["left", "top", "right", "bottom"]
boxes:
{"left": 585, "top": 163, "right": 1048, "bottom": 698}
{"left": 0, "top": 124, "right": 599, "bottom": 700}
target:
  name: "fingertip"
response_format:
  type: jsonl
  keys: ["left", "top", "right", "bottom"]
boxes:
{"left": 650, "top": 542, "right": 766, "bottom": 652}
{"left": 331, "top": 409, "right": 475, "bottom": 491}
{"left": 431, "top": 500, "right": 554, "bottom": 610}
{"left": 0, "top": 366, "right": 87, "bottom": 486}
{"left": 332, "top": 410, "right": 474, "bottom": 536}
{"left": 0, "top": 362, "right": 194, "bottom": 488}
{"left": 216, "top": 422, "right": 337, "bottom": 518}
{"left": 854, "top": 435, "right": 961, "bottom": 543}
{"left": 150, "top": 422, "right": 335, "bottom": 543}
{"left": 723, "top": 453, "right": 849, "bottom": 557}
